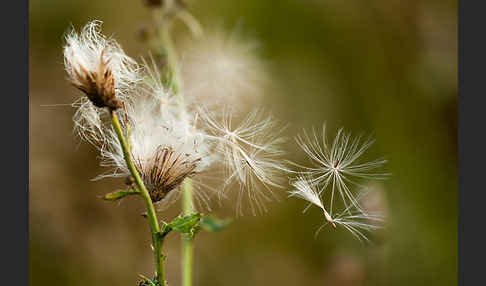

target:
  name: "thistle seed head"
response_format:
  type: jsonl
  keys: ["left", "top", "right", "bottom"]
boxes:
{"left": 93, "top": 58, "right": 214, "bottom": 208}
{"left": 69, "top": 50, "right": 121, "bottom": 109}
{"left": 135, "top": 146, "right": 201, "bottom": 202}
{"left": 63, "top": 21, "right": 140, "bottom": 110}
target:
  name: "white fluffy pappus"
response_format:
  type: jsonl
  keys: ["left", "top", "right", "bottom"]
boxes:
{"left": 64, "top": 20, "right": 140, "bottom": 145}
{"left": 63, "top": 22, "right": 287, "bottom": 213}
{"left": 64, "top": 20, "right": 140, "bottom": 97}
{"left": 327, "top": 206, "right": 384, "bottom": 242}
{"left": 295, "top": 125, "right": 388, "bottom": 214}
{"left": 181, "top": 28, "right": 268, "bottom": 108}
{"left": 139, "top": 56, "right": 180, "bottom": 113}
{"left": 290, "top": 177, "right": 384, "bottom": 242}
{"left": 98, "top": 77, "right": 215, "bottom": 206}
{"left": 200, "top": 107, "right": 289, "bottom": 215}
{"left": 289, "top": 177, "right": 334, "bottom": 226}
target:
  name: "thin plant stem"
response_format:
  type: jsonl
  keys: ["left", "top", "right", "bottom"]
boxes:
{"left": 162, "top": 20, "right": 196, "bottom": 286}
{"left": 110, "top": 110, "right": 166, "bottom": 286}
{"left": 181, "top": 179, "right": 194, "bottom": 286}
{"left": 151, "top": 8, "right": 195, "bottom": 286}
{"left": 151, "top": 9, "right": 182, "bottom": 95}
{"left": 160, "top": 21, "right": 181, "bottom": 95}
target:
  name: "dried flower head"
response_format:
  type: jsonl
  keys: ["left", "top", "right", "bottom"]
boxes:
{"left": 102, "top": 89, "right": 211, "bottom": 204}
{"left": 201, "top": 108, "right": 288, "bottom": 214}
{"left": 63, "top": 20, "right": 139, "bottom": 110}
{"left": 135, "top": 146, "right": 201, "bottom": 202}
{"left": 63, "top": 21, "right": 141, "bottom": 147}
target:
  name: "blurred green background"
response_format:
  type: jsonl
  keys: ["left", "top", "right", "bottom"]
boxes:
{"left": 29, "top": 0, "right": 457, "bottom": 285}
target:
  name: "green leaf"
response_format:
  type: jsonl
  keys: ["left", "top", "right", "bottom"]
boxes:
{"left": 102, "top": 189, "right": 139, "bottom": 201}
{"left": 200, "top": 215, "right": 232, "bottom": 232}
{"left": 167, "top": 213, "right": 202, "bottom": 237}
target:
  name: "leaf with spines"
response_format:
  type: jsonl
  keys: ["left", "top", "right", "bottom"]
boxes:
{"left": 200, "top": 215, "right": 232, "bottom": 232}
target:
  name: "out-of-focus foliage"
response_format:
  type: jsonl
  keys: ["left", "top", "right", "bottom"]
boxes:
{"left": 30, "top": 0, "right": 456, "bottom": 285}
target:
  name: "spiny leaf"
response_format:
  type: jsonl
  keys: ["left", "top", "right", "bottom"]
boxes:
{"left": 200, "top": 215, "right": 232, "bottom": 232}
{"left": 102, "top": 189, "right": 139, "bottom": 201}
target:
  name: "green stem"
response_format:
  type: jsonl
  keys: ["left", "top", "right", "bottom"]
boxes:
{"left": 160, "top": 21, "right": 181, "bottom": 95}
{"left": 151, "top": 8, "right": 194, "bottom": 286}
{"left": 110, "top": 110, "right": 166, "bottom": 286}
{"left": 152, "top": 9, "right": 182, "bottom": 96}
{"left": 181, "top": 179, "right": 194, "bottom": 286}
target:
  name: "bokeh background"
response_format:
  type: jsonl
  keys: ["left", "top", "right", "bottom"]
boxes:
{"left": 29, "top": 0, "right": 457, "bottom": 285}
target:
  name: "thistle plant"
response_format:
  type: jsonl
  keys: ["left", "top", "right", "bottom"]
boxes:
{"left": 61, "top": 1, "right": 387, "bottom": 285}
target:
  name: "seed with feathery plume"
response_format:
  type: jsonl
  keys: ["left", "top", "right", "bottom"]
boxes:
{"left": 63, "top": 20, "right": 140, "bottom": 110}
{"left": 289, "top": 126, "right": 387, "bottom": 240}
{"left": 200, "top": 108, "right": 288, "bottom": 214}
{"left": 295, "top": 125, "right": 388, "bottom": 214}
{"left": 290, "top": 177, "right": 335, "bottom": 228}
{"left": 290, "top": 177, "right": 384, "bottom": 241}
{"left": 328, "top": 204, "right": 384, "bottom": 242}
